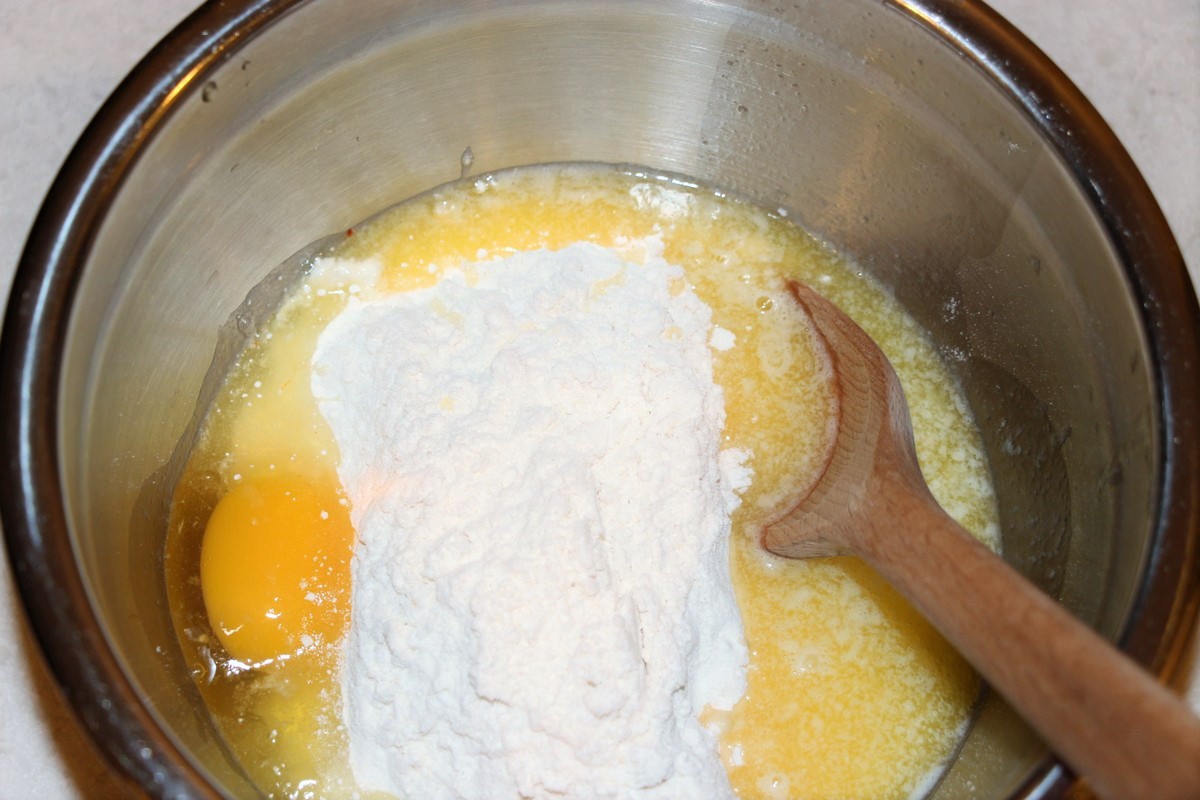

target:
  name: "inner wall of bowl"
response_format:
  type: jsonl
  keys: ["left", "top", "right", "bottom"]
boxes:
{"left": 59, "top": 0, "right": 1157, "bottom": 796}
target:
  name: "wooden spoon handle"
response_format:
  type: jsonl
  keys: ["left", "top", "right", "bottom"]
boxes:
{"left": 856, "top": 484, "right": 1200, "bottom": 800}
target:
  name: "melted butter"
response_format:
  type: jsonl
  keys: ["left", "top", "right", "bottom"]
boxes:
{"left": 164, "top": 164, "right": 999, "bottom": 799}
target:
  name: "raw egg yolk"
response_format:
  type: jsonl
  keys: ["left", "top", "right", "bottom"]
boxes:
{"left": 200, "top": 476, "right": 353, "bottom": 666}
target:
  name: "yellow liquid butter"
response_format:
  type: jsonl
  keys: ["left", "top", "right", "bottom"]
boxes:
{"left": 165, "top": 164, "right": 998, "bottom": 799}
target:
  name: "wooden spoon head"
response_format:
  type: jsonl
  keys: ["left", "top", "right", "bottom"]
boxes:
{"left": 761, "top": 281, "right": 924, "bottom": 559}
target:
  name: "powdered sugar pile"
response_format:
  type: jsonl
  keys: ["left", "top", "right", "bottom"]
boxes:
{"left": 310, "top": 241, "right": 749, "bottom": 798}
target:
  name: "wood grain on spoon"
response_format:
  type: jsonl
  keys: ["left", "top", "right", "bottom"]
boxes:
{"left": 764, "top": 280, "right": 1200, "bottom": 800}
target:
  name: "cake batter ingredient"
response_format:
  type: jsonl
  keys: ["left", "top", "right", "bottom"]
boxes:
{"left": 311, "top": 242, "right": 752, "bottom": 798}
{"left": 200, "top": 475, "right": 352, "bottom": 665}
{"left": 164, "top": 165, "right": 999, "bottom": 800}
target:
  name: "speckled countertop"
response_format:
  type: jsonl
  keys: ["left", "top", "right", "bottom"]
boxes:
{"left": 1, "top": 1, "right": 1197, "bottom": 797}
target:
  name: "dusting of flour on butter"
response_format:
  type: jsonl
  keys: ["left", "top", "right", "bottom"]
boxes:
{"left": 310, "top": 241, "right": 750, "bottom": 799}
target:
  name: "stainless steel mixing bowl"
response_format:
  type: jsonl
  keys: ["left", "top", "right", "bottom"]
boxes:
{"left": 4, "top": 0, "right": 1198, "bottom": 797}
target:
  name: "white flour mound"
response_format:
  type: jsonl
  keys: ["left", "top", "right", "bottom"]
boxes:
{"left": 311, "top": 242, "right": 749, "bottom": 799}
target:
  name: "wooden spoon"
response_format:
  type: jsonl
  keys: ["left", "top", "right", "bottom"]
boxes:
{"left": 763, "top": 280, "right": 1200, "bottom": 800}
